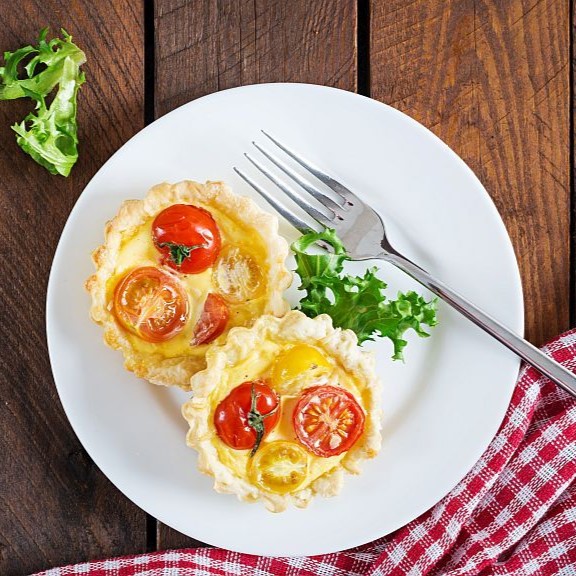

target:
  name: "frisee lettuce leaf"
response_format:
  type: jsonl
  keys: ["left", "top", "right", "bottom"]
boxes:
{"left": 0, "top": 28, "right": 86, "bottom": 176}
{"left": 292, "top": 229, "right": 438, "bottom": 360}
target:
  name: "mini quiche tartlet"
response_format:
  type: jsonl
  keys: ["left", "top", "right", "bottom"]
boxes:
{"left": 182, "top": 310, "right": 382, "bottom": 512}
{"left": 86, "top": 180, "right": 291, "bottom": 389}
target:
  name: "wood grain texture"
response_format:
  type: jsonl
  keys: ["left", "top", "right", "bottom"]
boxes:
{"left": 154, "top": 0, "right": 357, "bottom": 116}
{"left": 153, "top": 0, "right": 357, "bottom": 549}
{"left": 370, "top": 0, "right": 570, "bottom": 346}
{"left": 0, "top": 3, "right": 146, "bottom": 574}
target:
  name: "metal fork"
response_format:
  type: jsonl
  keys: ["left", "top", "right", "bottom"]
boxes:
{"left": 234, "top": 131, "right": 576, "bottom": 398}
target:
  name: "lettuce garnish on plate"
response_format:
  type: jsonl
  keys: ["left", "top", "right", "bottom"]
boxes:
{"left": 292, "top": 228, "right": 438, "bottom": 360}
{"left": 0, "top": 28, "right": 86, "bottom": 176}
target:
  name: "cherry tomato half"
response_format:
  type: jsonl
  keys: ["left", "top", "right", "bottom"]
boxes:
{"left": 214, "top": 380, "right": 280, "bottom": 451}
{"left": 152, "top": 204, "right": 221, "bottom": 274}
{"left": 293, "top": 385, "right": 365, "bottom": 457}
{"left": 191, "top": 293, "right": 230, "bottom": 345}
{"left": 248, "top": 441, "right": 309, "bottom": 494}
{"left": 113, "top": 266, "right": 189, "bottom": 342}
{"left": 270, "top": 344, "right": 331, "bottom": 392}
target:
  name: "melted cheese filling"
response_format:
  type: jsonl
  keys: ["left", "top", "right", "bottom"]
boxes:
{"left": 106, "top": 203, "right": 271, "bottom": 358}
{"left": 209, "top": 340, "right": 365, "bottom": 493}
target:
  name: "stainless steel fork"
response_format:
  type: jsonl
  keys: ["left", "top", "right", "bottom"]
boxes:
{"left": 234, "top": 131, "right": 576, "bottom": 399}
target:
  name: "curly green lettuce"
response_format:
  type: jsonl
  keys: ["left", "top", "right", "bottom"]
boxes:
{"left": 0, "top": 28, "right": 86, "bottom": 176}
{"left": 292, "top": 229, "right": 438, "bottom": 360}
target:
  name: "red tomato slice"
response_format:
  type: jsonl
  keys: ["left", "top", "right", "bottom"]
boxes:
{"left": 214, "top": 380, "right": 280, "bottom": 451}
{"left": 293, "top": 385, "right": 365, "bottom": 457}
{"left": 191, "top": 293, "right": 230, "bottom": 345}
{"left": 113, "top": 266, "right": 189, "bottom": 342}
{"left": 152, "top": 204, "right": 221, "bottom": 274}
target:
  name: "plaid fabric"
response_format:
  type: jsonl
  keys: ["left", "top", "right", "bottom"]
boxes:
{"left": 33, "top": 331, "right": 576, "bottom": 576}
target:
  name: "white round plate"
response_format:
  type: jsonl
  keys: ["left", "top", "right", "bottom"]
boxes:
{"left": 47, "top": 83, "right": 523, "bottom": 557}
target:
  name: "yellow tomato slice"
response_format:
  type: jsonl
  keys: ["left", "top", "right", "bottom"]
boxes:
{"left": 248, "top": 441, "right": 309, "bottom": 494}
{"left": 270, "top": 344, "right": 331, "bottom": 392}
{"left": 213, "top": 245, "right": 264, "bottom": 303}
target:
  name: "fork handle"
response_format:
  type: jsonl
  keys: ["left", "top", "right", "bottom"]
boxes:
{"left": 381, "top": 252, "right": 576, "bottom": 398}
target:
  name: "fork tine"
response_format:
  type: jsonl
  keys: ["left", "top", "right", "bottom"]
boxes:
{"left": 244, "top": 153, "right": 335, "bottom": 229}
{"left": 252, "top": 141, "right": 345, "bottom": 214}
{"left": 261, "top": 130, "right": 358, "bottom": 206}
{"left": 233, "top": 167, "right": 319, "bottom": 234}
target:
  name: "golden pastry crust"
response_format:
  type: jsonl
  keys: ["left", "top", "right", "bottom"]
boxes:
{"left": 182, "top": 310, "right": 382, "bottom": 512}
{"left": 86, "top": 181, "right": 291, "bottom": 389}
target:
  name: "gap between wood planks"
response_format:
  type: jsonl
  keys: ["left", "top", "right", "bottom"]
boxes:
{"left": 144, "top": 0, "right": 155, "bottom": 126}
{"left": 358, "top": 0, "right": 371, "bottom": 96}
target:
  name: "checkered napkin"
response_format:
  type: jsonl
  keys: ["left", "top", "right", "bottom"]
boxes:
{"left": 34, "top": 331, "right": 576, "bottom": 576}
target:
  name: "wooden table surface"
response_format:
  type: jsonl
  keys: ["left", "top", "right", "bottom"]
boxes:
{"left": 0, "top": 1, "right": 571, "bottom": 574}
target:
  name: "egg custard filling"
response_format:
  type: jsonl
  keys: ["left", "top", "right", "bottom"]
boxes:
{"left": 86, "top": 181, "right": 291, "bottom": 389}
{"left": 182, "top": 311, "right": 382, "bottom": 512}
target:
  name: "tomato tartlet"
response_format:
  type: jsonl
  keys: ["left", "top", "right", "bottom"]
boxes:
{"left": 86, "top": 181, "right": 291, "bottom": 389}
{"left": 181, "top": 311, "right": 382, "bottom": 512}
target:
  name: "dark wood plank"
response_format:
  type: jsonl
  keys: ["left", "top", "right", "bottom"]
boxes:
{"left": 370, "top": 0, "right": 570, "bottom": 346}
{"left": 154, "top": 0, "right": 357, "bottom": 117}
{"left": 153, "top": 0, "right": 357, "bottom": 549}
{"left": 0, "top": 3, "right": 146, "bottom": 574}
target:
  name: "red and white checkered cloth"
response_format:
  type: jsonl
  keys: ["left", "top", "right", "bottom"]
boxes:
{"left": 34, "top": 331, "right": 576, "bottom": 576}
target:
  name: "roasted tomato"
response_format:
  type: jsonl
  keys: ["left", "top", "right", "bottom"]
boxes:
{"left": 212, "top": 245, "right": 264, "bottom": 303}
{"left": 191, "top": 293, "right": 230, "bottom": 345}
{"left": 270, "top": 344, "right": 331, "bottom": 391}
{"left": 113, "top": 266, "right": 188, "bottom": 342}
{"left": 293, "top": 385, "right": 365, "bottom": 457}
{"left": 248, "top": 441, "right": 309, "bottom": 494}
{"left": 214, "top": 380, "right": 280, "bottom": 453}
{"left": 152, "top": 204, "right": 221, "bottom": 274}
